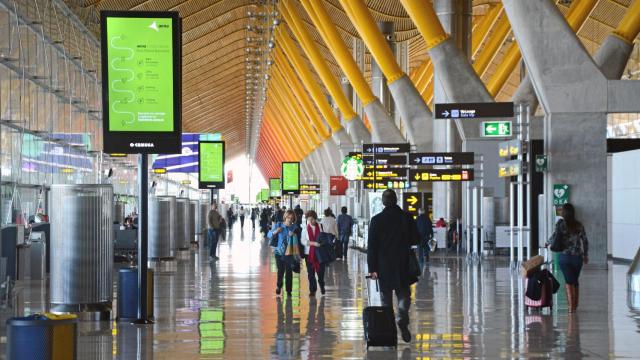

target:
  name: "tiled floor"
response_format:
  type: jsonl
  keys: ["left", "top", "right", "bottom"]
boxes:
{"left": 2, "top": 221, "right": 639, "bottom": 359}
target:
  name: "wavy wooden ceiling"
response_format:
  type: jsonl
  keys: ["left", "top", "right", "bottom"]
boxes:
{"left": 64, "top": 0, "right": 638, "bottom": 162}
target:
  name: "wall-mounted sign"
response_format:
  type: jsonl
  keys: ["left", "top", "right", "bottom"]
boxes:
{"left": 403, "top": 192, "right": 423, "bottom": 217}
{"left": 498, "top": 160, "right": 522, "bottom": 178}
{"left": 363, "top": 154, "right": 407, "bottom": 166}
{"left": 341, "top": 155, "right": 364, "bottom": 180}
{"left": 435, "top": 102, "right": 514, "bottom": 119}
{"left": 198, "top": 141, "right": 225, "bottom": 189}
{"left": 269, "top": 178, "right": 281, "bottom": 198}
{"left": 363, "top": 180, "right": 410, "bottom": 190}
{"left": 498, "top": 139, "right": 522, "bottom": 157}
{"left": 553, "top": 184, "right": 570, "bottom": 206}
{"left": 101, "top": 11, "right": 182, "bottom": 154}
{"left": 281, "top": 162, "right": 300, "bottom": 195}
{"left": 409, "top": 152, "right": 474, "bottom": 165}
{"left": 153, "top": 168, "right": 167, "bottom": 174}
{"left": 535, "top": 155, "right": 548, "bottom": 172}
{"left": 409, "top": 169, "right": 474, "bottom": 182}
{"left": 481, "top": 121, "right": 512, "bottom": 137}
{"left": 363, "top": 143, "right": 410, "bottom": 154}
{"left": 330, "top": 176, "right": 348, "bottom": 195}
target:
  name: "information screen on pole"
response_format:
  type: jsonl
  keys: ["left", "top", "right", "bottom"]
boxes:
{"left": 269, "top": 178, "right": 281, "bottom": 198}
{"left": 198, "top": 141, "right": 225, "bottom": 189}
{"left": 260, "top": 189, "right": 269, "bottom": 202}
{"left": 281, "top": 162, "right": 300, "bottom": 195}
{"left": 100, "top": 11, "right": 182, "bottom": 154}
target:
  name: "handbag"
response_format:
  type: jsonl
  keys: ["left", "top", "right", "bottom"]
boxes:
{"left": 316, "top": 243, "right": 336, "bottom": 264}
{"left": 408, "top": 249, "right": 421, "bottom": 278}
{"left": 549, "top": 222, "right": 566, "bottom": 252}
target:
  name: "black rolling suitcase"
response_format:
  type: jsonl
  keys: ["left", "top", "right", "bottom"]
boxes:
{"left": 363, "top": 276, "right": 397, "bottom": 349}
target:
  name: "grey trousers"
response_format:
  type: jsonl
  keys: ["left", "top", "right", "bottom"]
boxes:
{"left": 380, "top": 286, "right": 411, "bottom": 328}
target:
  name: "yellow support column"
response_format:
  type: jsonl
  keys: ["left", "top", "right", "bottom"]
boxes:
{"left": 280, "top": 0, "right": 358, "bottom": 123}
{"left": 276, "top": 27, "right": 342, "bottom": 133}
{"left": 337, "top": 0, "right": 405, "bottom": 84}
{"left": 398, "top": 0, "right": 449, "bottom": 50}
{"left": 612, "top": 0, "right": 640, "bottom": 44}
{"left": 303, "top": 0, "right": 376, "bottom": 106}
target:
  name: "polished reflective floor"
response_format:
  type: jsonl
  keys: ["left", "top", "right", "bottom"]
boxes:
{"left": 1, "top": 221, "right": 639, "bottom": 359}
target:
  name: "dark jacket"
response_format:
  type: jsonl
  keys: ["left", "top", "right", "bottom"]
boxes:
{"left": 525, "top": 269, "right": 560, "bottom": 300}
{"left": 416, "top": 214, "right": 433, "bottom": 244}
{"left": 367, "top": 205, "right": 419, "bottom": 292}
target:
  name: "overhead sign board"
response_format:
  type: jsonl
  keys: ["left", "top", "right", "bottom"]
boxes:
{"left": 435, "top": 102, "right": 514, "bottom": 119}
{"left": 269, "top": 178, "right": 281, "bottom": 198}
{"left": 101, "top": 11, "right": 182, "bottom": 154}
{"left": 403, "top": 192, "right": 423, "bottom": 218}
{"left": 409, "top": 169, "right": 474, "bottom": 182}
{"left": 300, "top": 184, "right": 320, "bottom": 195}
{"left": 363, "top": 143, "right": 410, "bottom": 154}
{"left": 281, "top": 162, "right": 300, "bottom": 195}
{"left": 482, "top": 121, "right": 512, "bottom": 137}
{"left": 361, "top": 168, "right": 408, "bottom": 180}
{"left": 363, "top": 180, "right": 410, "bottom": 190}
{"left": 198, "top": 141, "right": 225, "bottom": 189}
{"left": 153, "top": 168, "right": 167, "bottom": 174}
{"left": 363, "top": 154, "right": 407, "bottom": 166}
{"left": 499, "top": 139, "right": 522, "bottom": 157}
{"left": 409, "top": 152, "right": 474, "bottom": 166}
{"left": 498, "top": 160, "right": 522, "bottom": 178}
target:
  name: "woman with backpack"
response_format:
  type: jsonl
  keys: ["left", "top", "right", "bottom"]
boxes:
{"left": 547, "top": 203, "right": 589, "bottom": 313}
{"left": 268, "top": 210, "right": 300, "bottom": 297}
{"left": 301, "top": 210, "right": 326, "bottom": 296}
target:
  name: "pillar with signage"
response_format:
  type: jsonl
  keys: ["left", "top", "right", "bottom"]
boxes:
{"left": 101, "top": 10, "right": 182, "bottom": 324}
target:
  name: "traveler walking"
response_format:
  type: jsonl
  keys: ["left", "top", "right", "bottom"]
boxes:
{"left": 227, "top": 207, "right": 234, "bottom": 230}
{"left": 239, "top": 206, "right": 246, "bottom": 228}
{"left": 367, "top": 189, "right": 419, "bottom": 343}
{"left": 337, "top": 207, "right": 354, "bottom": 260}
{"left": 321, "top": 208, "right": 340, "bottom": 258}
{"left": 416, "top": 208, "right": 433, "bottom": 264}
{"left": 301, "top": 210, "right": 326, "bottom": 296}
{"left": 269, "top": 210, "right": 300, "bottom": 296}
{"left": 251, "top": 207, "right": 257, "bottom": 229}
{"left": 546, "top": 203, "right": 589, "bottom": 313}
{"left": 207, "top": 204, "right": 222, "bottom": 261}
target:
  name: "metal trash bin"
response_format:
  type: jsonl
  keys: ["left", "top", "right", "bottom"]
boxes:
{"left": 117, "top": 268, "right": 154, "bottom": 322}
{"left": 6, "top": 313, "right": 77, "bottom": 360}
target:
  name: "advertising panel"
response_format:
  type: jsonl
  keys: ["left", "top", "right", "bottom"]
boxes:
{"left": 198, "top": 141, "right": 225, "bottom": 189}
{"left": 281, "top": 162, "right": 300, "bottom": 195}
{"left": 101, "top": 11, "right": 182, "bottom": 153}
{"left": 269, "top": 178, "right": 281, "bottom": 198}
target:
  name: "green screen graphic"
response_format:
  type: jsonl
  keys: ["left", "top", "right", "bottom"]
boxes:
{"left": 282, "top": 163, "right": 299, "bottom": 192}
{"left": 270, "top": 179, "right": 281, "bottom": 198}
{"left": 260, "top": 189, "right": 269, "bottom": 202}
{"left": 106, "top": 17, "right": 174, "bottom": 132}
{"left": 199, "top": 142, "right": 224, "bottom": 183}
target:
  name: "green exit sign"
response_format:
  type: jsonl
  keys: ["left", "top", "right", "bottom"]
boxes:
{"left": 481, "top": 121, "right": 512, "bottom": 137}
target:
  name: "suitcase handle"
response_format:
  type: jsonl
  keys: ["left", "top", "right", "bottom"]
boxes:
{"left": 365, "top": 275, "right": 380, "bottom": 294}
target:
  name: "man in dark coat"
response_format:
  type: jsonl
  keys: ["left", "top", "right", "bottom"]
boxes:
{"left": 416, "top": 208, "right": 433, "bottom": 264}
{"left": 367, "top": 189, "right": 419, "bottom": 343}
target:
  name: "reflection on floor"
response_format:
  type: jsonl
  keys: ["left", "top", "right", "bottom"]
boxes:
{"left": 1, "top": 221, "right": 639, "bottom": 359}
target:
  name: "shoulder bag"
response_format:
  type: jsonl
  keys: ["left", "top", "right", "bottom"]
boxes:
{"left": 549, "top": 222, "right": 566, "bottom": 252}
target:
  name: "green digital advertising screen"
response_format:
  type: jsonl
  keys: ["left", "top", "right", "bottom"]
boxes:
{"left": 198, "top": 141, "right": 225, "bottom": 189}
{"left": 281, "top": 162, "right": 300, "bottom": 195}
{"left": 260, "top": 189, "right": 269, "bottom": 202}
{"left": 269, "top": 178, "right": 281, "bottom": 198}
{"left": 101, "top": 11, "right": 181, "bottom": 154}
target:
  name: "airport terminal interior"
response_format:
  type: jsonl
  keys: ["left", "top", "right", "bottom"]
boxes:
{"left": 1, "top": 0, "right": 640, "bottom": 359}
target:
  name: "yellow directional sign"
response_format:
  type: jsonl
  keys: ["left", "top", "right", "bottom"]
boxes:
{"left": 407, "top": 195, "right": 418, "bottom": 206}
{"left": 403, "top": 192, "right": 423, "bottom": 217}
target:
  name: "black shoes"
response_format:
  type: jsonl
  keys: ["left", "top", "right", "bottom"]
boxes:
{"left": 320, "top": 285, "right": 326, "bottom": 295}
{"left": 287, "top": 292, "right": 292, "bottom": 297}
{"left": 276, "top": 287, "right": 281, "bottom": 296}
{"left": 309, "top": 292, "right": 316, "bottom": 297}
{"left": 400, "top": 326, "right": 411, "bottom": 343}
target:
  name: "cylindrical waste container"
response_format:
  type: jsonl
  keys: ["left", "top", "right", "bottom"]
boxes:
{"left": 148, "top": 196, "right": 175, "bottom": 259}
{"left": 113, "top": 201, "right": 125, "bottom": 224}
{"left": 176, "top": 198, "right": 189, "bottom": 250}
{"left": 49, "top": 184, "right": 113, "bottom": 317}
{"left": 6, "top": 313, "right": 78, "bottom": 360}
{"left": 199, "top": 202, "right": 209, "bottom": 235}
{"left": 117, "top": 268, "right": 154, "bottom": 322}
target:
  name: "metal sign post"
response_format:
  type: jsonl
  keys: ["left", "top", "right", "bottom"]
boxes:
{"left": 134, "top": 154, "right": 153, "bottom": 324}
{"left": 509, "top": 104, "right": 531, "bottom": 269}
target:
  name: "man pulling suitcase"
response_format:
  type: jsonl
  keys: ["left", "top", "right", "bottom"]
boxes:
{"left": 366, "top": 189, "right": 420, "bottom": 344}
